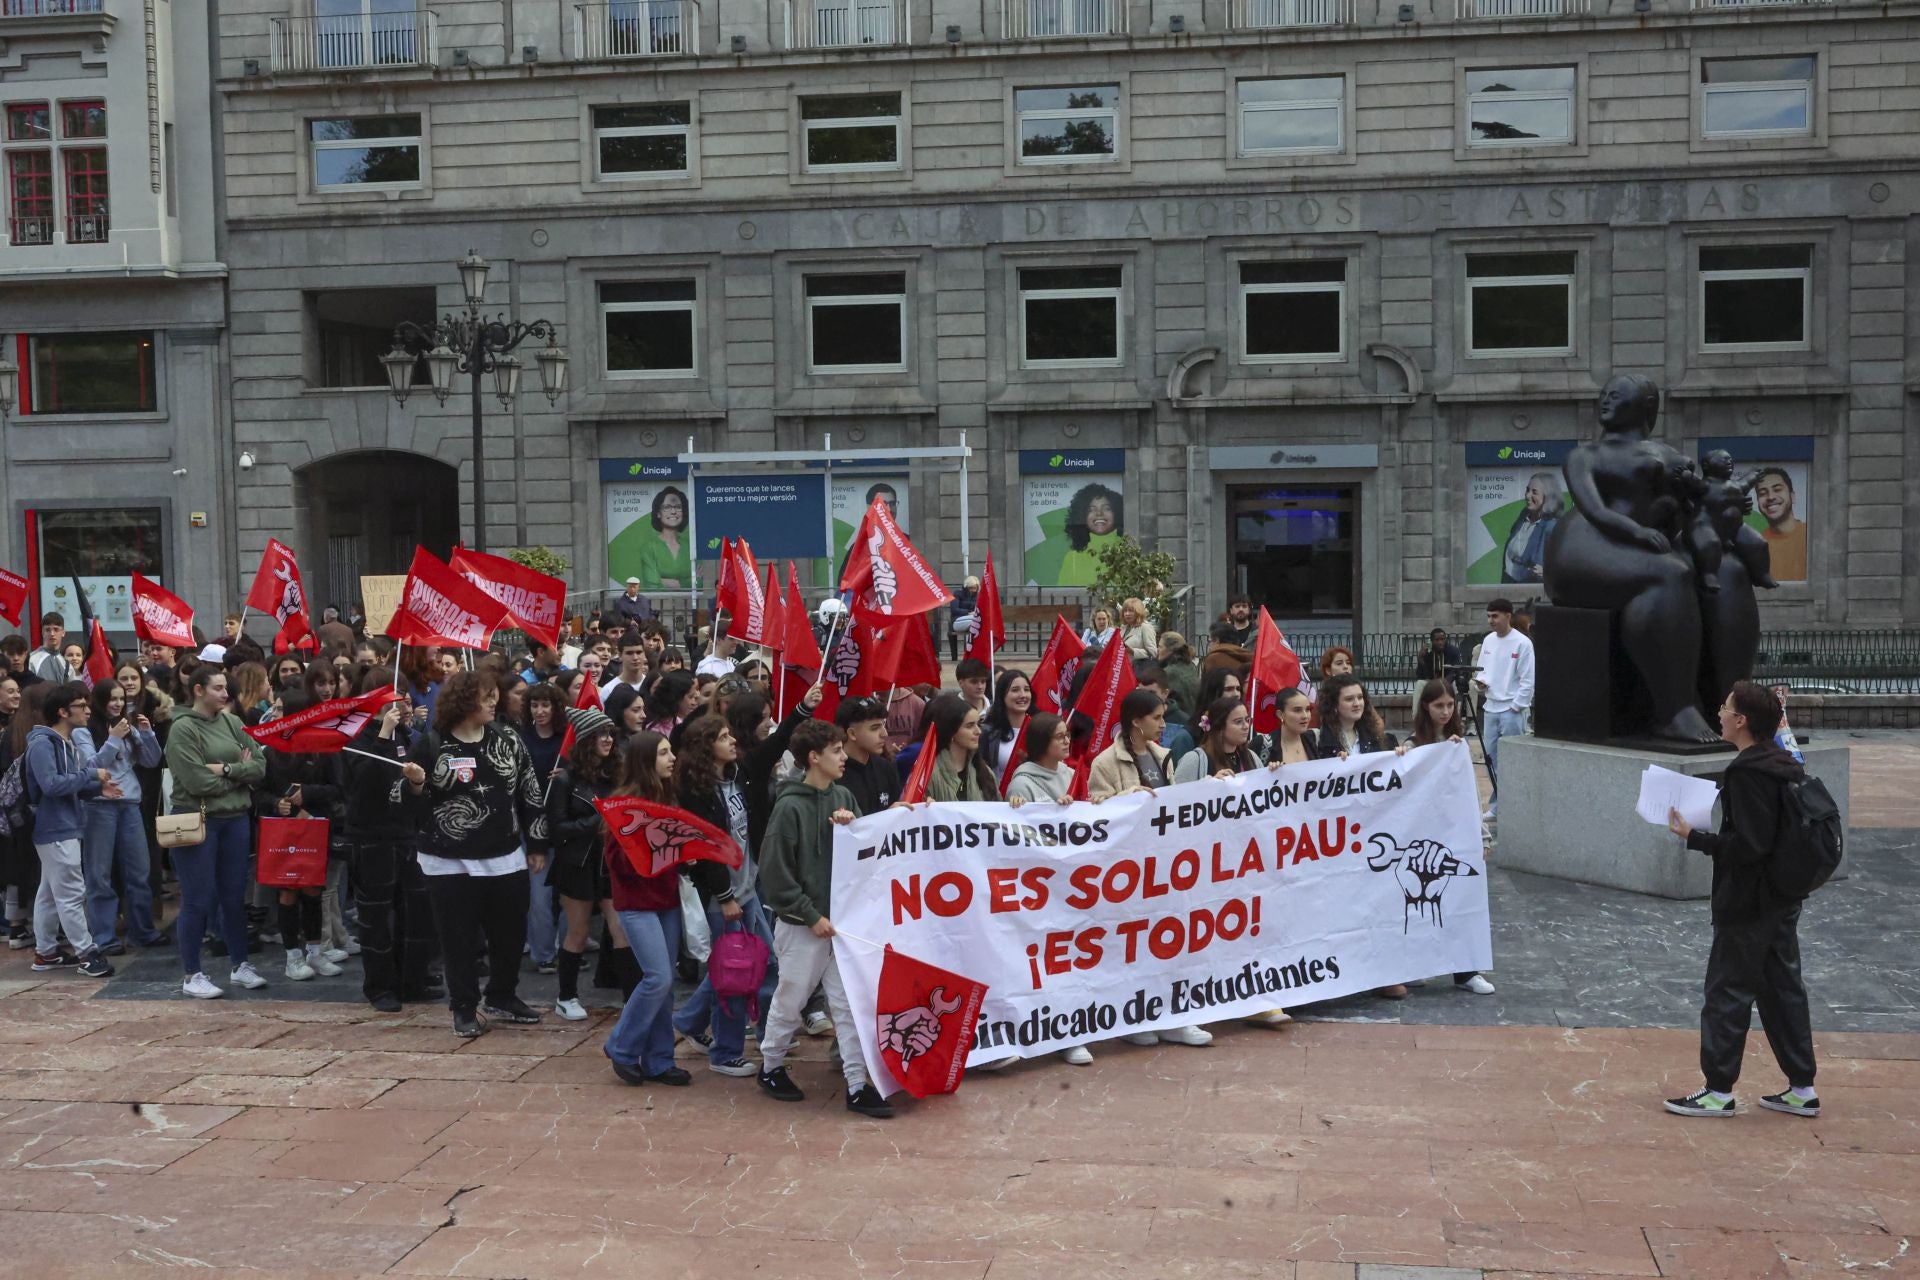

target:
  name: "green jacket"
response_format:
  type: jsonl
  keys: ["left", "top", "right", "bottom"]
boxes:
{"left": 759, "top": 777, "right": 854, "bottom": 928}
{"left": 165, "top": 707, "right": 267, "bottom": 818}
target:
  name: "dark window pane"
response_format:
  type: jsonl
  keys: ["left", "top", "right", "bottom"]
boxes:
{"left": 30, "top": 331, "right": 157, "bottom": 413}
{"left": 40, "top": 508, "right": 164, "bottom": 579}
{"left": 309, "top": 115, "right": 420, "bottom": 142}
{"left": 1241, "top": 261, "right": 1344, "bottom": 285}
{"left": 603, "top": 280, "right": 697, "bottom": 304}
{"left": 607, "top": 309, "right": 695, "bottom": 372}
{"left": 60, "top": 100, "right": 107, "bottom": 138}
{"left": 806, "top": 123, "right": 897, "bottom": 167}
{"left": 801, "top": 93, "right": 899, "bottom": 120}
{"left": 1467, "top": 252, "right": 1575, "bottom": 278}
{"left": 1020, "top": 267, "right": 1122, "bottom": 291}
{"left": 1702, "top": 56, "right": 1814, "bottom": 83}
{"left": 1246, "top": 290, "right": 1342, "bottom": 358}
{"left": 806, "top": 273, "right": 905, "bottom": 298}
{"left": 593, "top": 102, "right": 690, "bottom": 129}
{"left": 6, "top": 103, "right": 50, "bottom": 142}
{"left": 313, "top": 145, "right": 419, "bottom": 186}
{"left": 599, "top": 133, "right": 686, "bottom": 174}
{"left": 309, "top": 287, "right": 437, "bottom": 387}
{"left": 811, "top": 301, "right": 902, "bottom": 367}
{"left": 1700, "top": 245, "right": 1811, "bottom": 273}
{"left": 1020, "top": 116, "right": 1113, "bottom": 158}
{"left": 1471, "top": 283, "right": 1569, "bottom": 351}
{"left": 1025, "top": 295, "right": 1117, "bottom": 362}
{"left": 1703, "top": 277, "right": 1804, "bottom": 345}
{"left": 1015, "top": 86, "right": 1118, "bottom": 112}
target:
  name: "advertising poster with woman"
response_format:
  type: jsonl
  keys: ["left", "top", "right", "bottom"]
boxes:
{"left": 1020, "top": 449, "right": 1127, "bottom": 587}
{"left": 1465, "top": 441, "right": 1574, "bottom": 586}
{"left": 1703, "top": 436, "right": 1813, "bottom": 583}
{"left": 602, "top": 459, "right": 693, "bottom": 591}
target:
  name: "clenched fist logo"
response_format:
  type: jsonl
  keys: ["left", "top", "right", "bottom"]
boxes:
{"left": 828, "top": 632, "right": 864, "bottom": 694}
{"left": 1366, "top": 833, "right": 1479, "bottom": 931}
{"left": 879, "top": 986, "right": 964, "bottom": 1063}
{"left": 866, "top": 527, "right": 898, "bottom": 615}
{"left": 628, "top": 814, "right": 706, "bottom": 875}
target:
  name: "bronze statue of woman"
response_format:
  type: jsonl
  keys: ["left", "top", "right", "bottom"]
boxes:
{"left": 1542, "top": 375, "right": 1720, "bottom": 743}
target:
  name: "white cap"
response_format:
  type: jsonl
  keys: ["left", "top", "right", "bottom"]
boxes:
{"left": 625, "top": 576, "right": 641, "bottom": 585}
{"left": 197, "top": 643, "right": 227, "bottom": 663}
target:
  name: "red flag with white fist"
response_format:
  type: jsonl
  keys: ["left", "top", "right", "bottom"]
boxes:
{"left": 874, "top": 944, "right": 990, "bottom": 1099}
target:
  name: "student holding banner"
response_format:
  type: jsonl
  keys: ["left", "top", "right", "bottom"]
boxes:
{"left": 925, "top": 694, "right": 1001, "bottom": 804}
{"left": 980, "top": 671, "right": 1034, "bottom": 777}
{"left": 1409, "top": 680, "right": 1498, "bottom": 998}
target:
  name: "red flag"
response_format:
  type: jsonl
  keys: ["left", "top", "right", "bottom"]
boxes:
{"left": 451, "top": 548, "right": 566, "bottom": 650}
{"left": 596, "top": 796, "right": 744, "bottom": 876}
{"left": 996, "top": 726, "right": 1029, "bottom": 798}
{"left": 716, "top": 538, "right": 772, "bottom": 647}
{"left": 245, "top": 538, "right": 313, "bottom": 648}
{"left": 1069, "top": 636, "right": 1138, "bottom": 769}
{"left": 898, "top": 723, "right": 939, "bottom": 805}
{"left": 245, "top": 688, "right": 404, "bottom": 753}
{"left": 557, "top": 665, "right": 605, "bottom": 756}
{"left": 811, "top": 618, "right": 866, "bottom": 722}
{"left": 964, "top": 551, "right": 1005, "bottom": 666}
{"left": 1031, "top": 615, "right": 1089, "bottom": 716}
{"left": 867, "top": 617, "right": 940, "bottom": 692}
{"left": 84, "top": 619, "right": 114, "bottom": 686}
{"left": 388, "top": 548, "right": 508, "bottom": 650}
{"left": 0, "top": 568, "right": 27, "bottom": 628}
{"left": 780, "top": 563, "right": 824, "bottom": 716}
{"left": 839, "top": 497, "right": 952, "bottom": 627}
{"left": 761, "top": 564, "right": 785, "bottom": 656}
{"left": 874, "top": 944, "right": 990, "bottom": 1099}
{"left": 130, "top": 574, "right": 195, "bottom": 648}
{"left": 714, "top": 537, "right": 736, "bottom": 611}
{"left": 1249, "top": 607, "right": 1305, "bottom": 734}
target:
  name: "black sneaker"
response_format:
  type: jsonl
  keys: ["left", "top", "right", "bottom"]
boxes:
{"left": 758, "top": 1065, "right": 805, "bottom": 1102}
{"left": 6, "top": 923, "right": 31, "bottom": 950}
{"left": 370, "top": 993, "right": 404, "bottom": 1013}
{"left": 1759, "top": 1091, "right": 1820, "bottom": 1118}
{"left": 76, "top": 953, "right": 114, "bottom": 979}
{"left": 608, "top": 1056, "right": 647, "bottom": 1086}
{"left": 846, "top": 1082, "right": 895, "bottom": 1119}
{"left": 482, "top": 997, "right": 543, "bottom": 1025}
{"left": 681, "top": 1028, "right": 714, "bottom": 1050}
{"left": 642, "top": 1067, "right": 692, "bottom": 1087}
{"left": 535, "top": 960, "right": 557, "bottom": 975}
{"left": 30, "top": 950, "right": 78, "bottom": 972}
{"left": 1664, "top": 1089, "right": 1736, "bottom": 1117}
{"left": 402, "top": 984, "right": 447, "bottom": 1004}
{"left": 452, "top": 1009, "right": 485, "bottom": 1039}
{"left": 99, "top": 941, "right": 127, "bottom": 957}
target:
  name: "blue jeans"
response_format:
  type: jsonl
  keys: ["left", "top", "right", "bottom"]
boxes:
{"left": 524, "top": 859, "right": 557, "bottom": 965}
{"left": 174, "top": 814, "right": 252, "bottom": 976}
{"left": 604, "top": 906, "right": 681, "bottom": 1076}
{"left": 82, "top": 800, "right": 161, "bottom": 947}
{"left": 1483, "top": 707, "right": 1530, "bottom": 813}
{"left": 674, "top": 894, "right": 778, "bottom": 1065}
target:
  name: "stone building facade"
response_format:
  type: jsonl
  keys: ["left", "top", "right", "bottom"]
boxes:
{"left": 208, "top": 0, "right": 1918, "bottom": 637}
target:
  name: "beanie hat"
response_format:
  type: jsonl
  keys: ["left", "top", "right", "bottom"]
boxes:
{"left": 566, "top": 706, "right": 614, "bottom": 740}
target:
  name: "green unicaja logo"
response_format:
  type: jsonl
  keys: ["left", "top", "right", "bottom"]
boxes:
{"left": 628, "top": 462, "right": 644, "bottom": 476}
{"left": 1497, "top": 446, "right": 1514, "bottom": 460}
{"left": 706, "top": 537, "right": 722, "bottom": 551}
{"left": 1049, "top": 454, "right": 1065, "bottom": 468}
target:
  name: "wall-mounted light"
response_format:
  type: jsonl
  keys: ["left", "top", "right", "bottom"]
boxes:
{"left": 522, "top": 44, "right": 539, "bottom": 62}
{"left": 945, "top": 23, "right": 962, "bottom": 41}
{"left": 237, "top": 451, "right": 256, "bottom": 471}
{"left": 1397, "top": 4, "right": 1414, "bottom": 18}
{"left": 452, "top": 48, "right": 469, "bottom": 66}
{"left": 730, "top": 33, "right": 746, "bottom": 51}
{"left": 242, "top": 58, "right": 259, "bottom": 76}
{"left": 1168, "top": 13, "right": 1186, "bottom": 31}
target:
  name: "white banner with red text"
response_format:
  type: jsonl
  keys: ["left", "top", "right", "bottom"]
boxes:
{"left": 831, "top": 742, "right": 1491, "bottom": 1097}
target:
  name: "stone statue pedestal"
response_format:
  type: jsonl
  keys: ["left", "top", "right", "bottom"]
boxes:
{"left": 1496, "top": 736, "right": 1851, "bottom": 899}
{"left": 1533, "top": 604, "right": 1726, "bottom": 754}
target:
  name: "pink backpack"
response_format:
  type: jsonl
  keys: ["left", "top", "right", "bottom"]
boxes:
{"left": 707, "top": 925, "right": 771, "bottom": 1022}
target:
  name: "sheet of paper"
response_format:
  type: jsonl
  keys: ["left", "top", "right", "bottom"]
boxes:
{"left": 1636, "top": 764, "right": 1719, "bottom": 830}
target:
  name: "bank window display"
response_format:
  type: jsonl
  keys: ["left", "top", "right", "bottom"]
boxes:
{"left": 602, "top": 280, "right": 699, "bottom": 378}
{"left": 1464, "top": 441, "right": 1575, "bottom": 586}
{"left": 38, "top": 507, "right": 164, "bottom": 632}
{"left": 1020, "top": 450, "right": 1127, "bottom": 587}
{"left": 308, "top": 115, "right": 423, "bottom": 189}
{"left": 1239, "top": 261, "right": 1345, "bottom": 363}
{"left": 1465, "top": 252, "right": 1575, "bottom": 358}
{"left": 592, "top": 102, "right": 691, "bottom": 179}
{"left": 1019, "top": 266, "right": 1123, "bottom": 368}
{"left": 1235, "top": 77, "right": 1343, "bottom": 157}
{"left": 1698, "top": 436, "right": 1812, "bottom": 584}
{"left": 805, "top": 272, "right": 907, "bottom": 373}
{"left": 1466, "top": 67, "right": 1575, "bottom": 147}
{"left": 1698, "top": 245, "right": 1811, "bottom": 351}
{"left": 800, "top": 93, "right": 902, "bottom": 172}
{"left": 1700, "top": 56, "right": 1815, "bottom": 139}
{"left": 1015, "top": 86, "right": 1120, "bottom": 164}
{"left": 20, "top": 331, "right": 158, "bottom": 415}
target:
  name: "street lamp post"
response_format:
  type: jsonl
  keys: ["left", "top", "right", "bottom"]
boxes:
{"left": 381, "top": 250, "right": 569, "bottom": 555}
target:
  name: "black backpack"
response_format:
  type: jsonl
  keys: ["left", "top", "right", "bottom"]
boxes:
{"left": 1768, "top": 774, "right": 1844, "bottom": 900}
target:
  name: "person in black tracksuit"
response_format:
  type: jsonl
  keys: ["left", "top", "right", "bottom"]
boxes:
{"left": 1665, "top": 680, "right": 1819, "bottom": 1119}
{"left": 345, "top": 697, "right": 438, "bottom": 1011}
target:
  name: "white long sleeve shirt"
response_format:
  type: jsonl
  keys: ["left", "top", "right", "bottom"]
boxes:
{"left": 1478, "top": 628, "right": 1536, "bottom": 713}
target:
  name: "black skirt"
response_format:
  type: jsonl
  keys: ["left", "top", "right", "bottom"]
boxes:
{"left": 549, "top": 847, "right": 609, "bottom": 903}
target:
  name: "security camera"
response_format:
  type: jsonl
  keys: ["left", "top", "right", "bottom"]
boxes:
{"left": 237, "top": 451, "right": 256, "bottom": 470}
{"left": 171, "top": 467, "right": 188, "bottom": 477}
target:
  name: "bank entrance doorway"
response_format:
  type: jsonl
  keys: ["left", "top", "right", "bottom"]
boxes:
{"left": 1227, "top": 484, "right": 1357, "bottom": 628}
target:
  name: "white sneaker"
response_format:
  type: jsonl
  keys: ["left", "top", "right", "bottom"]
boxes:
{"left": 1245, "top": 1008, "right": 1293, "bottom": 1026}
{"left": 803, "top": 1010, "right": 832, "bottom": 1037}
{"left": 1123, "top": 1032, "right": 1160, "bottom": 1047}
{"left": 1062, "top": 1045, "right": 1094, "bottom": 1066}
{"left": 229, "top": 962, "right": 268, "bottom": 990}
{"left": 321, "top": 947, "right": 350, "bottom": 965}
{"left": 284, "top": 949, "right": 315, "bottom": 982}
{"left": 343, "top": 937, "right": 362, "bottom": 956}
{"left": 306, "top": 948, "right": 343, "bottom": 977}
{"left": 554, "top": 997, "right": 588, "bottom": 1021}
{"left": 1457, "top": 974, "right": 1497, "bottom": 995}
{"left": 1160, "top": 1025, "right": 1213, "bottom": 1047}
{"left": 182, "top": 972, "right": 224, "bottom": 1000}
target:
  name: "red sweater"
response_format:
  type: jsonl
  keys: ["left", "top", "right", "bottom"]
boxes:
{"left": 605, "top": 833, "right": 680, "bottom": 912}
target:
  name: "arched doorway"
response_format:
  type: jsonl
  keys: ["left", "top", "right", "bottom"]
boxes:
{"left": 294, "top": 450, "right": 458, "bottom": 613}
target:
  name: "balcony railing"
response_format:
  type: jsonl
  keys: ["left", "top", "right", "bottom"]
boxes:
{"left": 1229, "top": 0, "right": 1350, "bottom": 27}
{"left": 1002, "top": 0, "right": 1125, "bottom": 39}
{"left": 574, "top": 0, "right": 698, "bottom": 57}
{"left": 269, "top": 8, "right": 437, "bottom": 72}
{"left": 1, "top": 0, "right": 105, "bottom": 14}
{"left": 66, "top": 211, "right": 109, "bottom": 243}
{"left": 1456, "top": 0, "right": 1589, "bottom": 15}
{"left": 783, "top": 0, "right": 902, "bottom": 47}
{"left": 6, "top": 216, "right": 55, "bottom": 246}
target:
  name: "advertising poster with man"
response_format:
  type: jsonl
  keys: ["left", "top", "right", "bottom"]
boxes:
{"left": 1464, "top": 441, "right": 1575, "bottom": 586}
{"left": 1704, "top": 436, "right": 1813, "bottom": 584}
{"left": 1020, "top": 449, "right": 1127, "bottom": 587}
{"left": 826, "top": 474, "right": 910, "bottom": 576}
{"left": 602, "top": 458, "right": 693, "bottom": 592}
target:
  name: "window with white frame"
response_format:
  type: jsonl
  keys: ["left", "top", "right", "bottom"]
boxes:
{"left": 602, "top": 280, "right": 699, "bottom": 377}
{"left": 1701, "top": 56, "right": 1814, "bottom": 139}
{"left": 1240, "top": 262, "right": 1346, "bottom": 363}
{"left": 1466, "top": 252, "right": 1576, "bottom": 357}
{"left": 800, "top": 93, "right": 902, "bottom": 173}
{"left": 805, "top": 273, "right": 907, "bottom": 373}
{"left": 1015, "top": 86, "right": 1120, "bottom": 164}
{"left": 309, "top": 115, "right": 422, "bottom": 189}
{"left": 1466, "top": 67, "right": 1575, "bottom": 147}
{"left": 1236, "top": 77, "right": 1343, "bottom": 157}
{"left": 1699, "top": 245, "right": 1811, "bottom": 350}
{"left": 1019, "top": 266, "right": 1123, "bottom": 367}
{"left": 4, "top": 98, "right": 109, "bottom": 246}
{"left": 592, "top": 103, "right": 691, "bottom": 179}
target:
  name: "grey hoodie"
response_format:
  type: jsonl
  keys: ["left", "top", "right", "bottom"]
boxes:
{"left": 1006, "top": 760, "right": 1074, "bottom": 805}
{"left": 25, "top": 725, "right": 112, "bottom": 843}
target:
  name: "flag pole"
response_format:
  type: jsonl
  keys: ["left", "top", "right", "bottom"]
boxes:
{"left": 342, "top": 746, "right": 409, "bottom": 770}
{"left": 392, "top": 643, "right": 402, "bottom": 692}
{"left": 237, "top": 605, "right": 251, "bottom": 641}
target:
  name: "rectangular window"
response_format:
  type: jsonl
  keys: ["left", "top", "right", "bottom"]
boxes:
{"left": 1016, "top": 86, "right": 1119, "bottom": 164}
{"left": 59, "top": 99, "right": 106, "bottom": 140}
{"left": 1019, "top": 266, "right": 1123, "bottom": 367}
{"left": 306, "top": 288, "right": 437, "bottom": 388}
{"left": 1700, "top": 245, "right": 1811, "bottom": 350}
{"left": 805, "top": 272, "right": 907, "bottom": 373}
{"left": 801, "top": 93, "right": 901, "bottom": 173}
{"left": 6, "top": 148, "right": 54, "bottom": 246}
{"left": 1466, "top": 252, "right": 1575, "bottom": 357}
{"left": 62, "top": 147, "right": 108, "bottom": 243}
{"left": 1701, "top": 56, "right": 1814, "bottom": 138}
{"left": 5, "top": 102, "right": 51, "bottom": 143}
{"left": 1236, "top": 77, "right": 1343, "bottom": 156}
{"left": 38, "top": 508, "right": 165, "bottom": 591}
{"left": 309, "top": 115, "right": 422, "bottom": 189}
{"left": 1240, "top": 261, "right": 1346, "bottom": 362}
{"left": 603, "top": 280, "right": 699, "bottom": 378}
{"left": 27, "top": 331, "right": 157, "bottom": 415}
{"left": 1466, "top": 67, "right": 1575, "bottom": 147}
{"left": 592, "top": 102, "right": 690, "bottom": 180}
